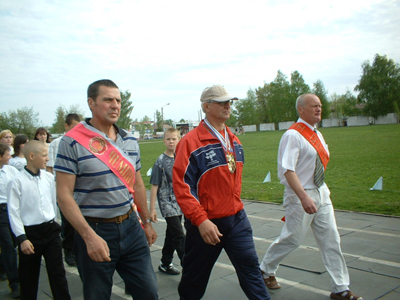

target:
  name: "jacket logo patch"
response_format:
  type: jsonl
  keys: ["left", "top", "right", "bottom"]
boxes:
{"left": 205, "top": 150, "right": 219, "bottom": 167}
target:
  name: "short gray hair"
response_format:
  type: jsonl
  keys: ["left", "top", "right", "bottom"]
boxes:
{"left": 201, "top": 102, "right": 207, "bottom": 113}
{"left": 295, "top": 94, "right": 307, "bottom": 111}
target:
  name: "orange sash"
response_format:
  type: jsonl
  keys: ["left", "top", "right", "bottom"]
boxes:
{"left": 289, "top": 122, "right": 329, "bottom": 169}
{"left": 66, "top": 123, "right": 136, "bottom": 194}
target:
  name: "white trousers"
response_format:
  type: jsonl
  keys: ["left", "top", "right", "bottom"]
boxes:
{"left": 260, "top": 184, "right": 350, "bottom": 293}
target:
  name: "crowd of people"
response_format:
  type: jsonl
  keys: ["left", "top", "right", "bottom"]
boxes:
{"left": 0, "top": 80, "right": 364, "bottom": 300}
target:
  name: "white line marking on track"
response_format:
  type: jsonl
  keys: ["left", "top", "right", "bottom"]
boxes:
{"left": 248, "top": 214, "right": 400, "bottom": 237}
{"left": 252, "top": 236, "right": 400, "bottom": 268}
{"left": 214, "top": 261, "right": 330, "bottom": 296}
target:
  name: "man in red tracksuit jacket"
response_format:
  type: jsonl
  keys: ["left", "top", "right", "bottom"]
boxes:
{"left": 173, "top": 85, "right": 270, "bottom": 300}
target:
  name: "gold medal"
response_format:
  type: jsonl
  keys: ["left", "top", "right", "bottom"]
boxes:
{"left": 226, "top": 153, "right": 236, "bottom": 173}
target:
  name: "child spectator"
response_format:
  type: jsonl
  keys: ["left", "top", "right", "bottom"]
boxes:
{"left": 9, "top": 134, "right": 29, "bottom": 171}
{"left": 7, "top": 140, "right": 70, "bottom": 300}
{"left": 0, "top": 130, "right": 14, "bottom": 155}
{"left": 0, "top": 143, "right": 20, "bottom": 298}
{"left": 149, "top": 128, "right": 185, "bottom": 275}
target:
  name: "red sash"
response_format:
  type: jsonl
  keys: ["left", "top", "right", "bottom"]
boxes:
{"left": 66, "top": 123, "right": 136, "bottom": 194}
{"left": 289, "top": 122, "right": 329, "bottom": 169}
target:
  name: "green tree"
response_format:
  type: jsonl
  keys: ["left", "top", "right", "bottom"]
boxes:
{"left": 234, "top": 89, "right": 259, "bottom": 126}
{"left": 155, "top": 110, "right": 162, "bottom": 131}
{"left": 51, "top": 106, "right": 67, "bottom": 133}
{"left": 51, "top": 104, "right": 86, "bottom": 133}
{"left": 67, "top": 104, "right": 85, "bottom": 120}
{"left": 0, "top": 113, "right": 11, "bottom": 131}
{"left": 312, "top": 79, "right": 330, "bottom": 119}
{"left": 289, "top": 71, "right": 311, "bottom": 120}
{"left": 394, "top": 101, "right": 400, "bottom": 123}
{"left": 0, "top": 107, "right": 40, "bottom": 138}
{"left": 135, "top": 115, "right": 152, "bottom": 139}
{"left": 256, "top": 70, "right": 292, "bottom": 123}
{"left": 116, "top": 90, "right": 134, "bottom": 130}
{"left": 164, "top": 119, "right": 174, "bottom": 127}
{"left": 255, "top": 70, "right": 328, "bottom": 123}
{"left": 355, "top": 54, "right": 400, "bottom": 118}
{"left": 328, "top": 93, "right": 341, "bottom": 119}
{"left": 225, "top": 112, "right": 237, "bottom": 128}
{"left": 255, "top": 83, "right": 272, "bottom": 123}
{"left": 329, "top": 91, "right": 360, "bottom": 119}
{"left": 290, "top": 71, "right": 311, "bottom": 99}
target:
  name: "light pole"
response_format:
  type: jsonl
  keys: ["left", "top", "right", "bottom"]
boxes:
{"left": 161, "top": 103, "right": 170, "bottom": 132}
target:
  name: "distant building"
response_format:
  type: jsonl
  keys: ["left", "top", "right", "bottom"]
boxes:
{"left": 174, "top": 121, "right": 200, "bottom": 136}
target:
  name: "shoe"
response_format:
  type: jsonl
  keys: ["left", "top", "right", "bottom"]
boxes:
{"left": 64, "top": 249, "right": 76, "bottom": 266}
{"left": 11, "top": 286, "right": 20, "bottom": 299}
{"left": 330, "top": 290, "right": 364, "bottom": 300}
{"left": 158, "top": 263, "right": 180, "bottom": 275}
{"left": 264, "top": 275, "right": 281, "bottom": 289}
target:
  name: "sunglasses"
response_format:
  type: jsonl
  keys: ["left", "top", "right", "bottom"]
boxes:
{"left": 207, "top": 100, "right": 234, "bottom": 106}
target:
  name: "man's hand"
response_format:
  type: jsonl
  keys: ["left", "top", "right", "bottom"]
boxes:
{"left": 143, "top": 223, "right": 157, "bottom": 246}
{"left": 84, "top": 233, "right": 111, "bottom": 262}
{"left": 300, "top": 196, "right": 318, "bottom": 214}
{"left": 21, "top": 240, "right": 35, "bottom": 255}
{"left": 198, "top": 219, "right": 223, "bottom": 245}
{"left": 284, "top": 170, "right": 318, "bottom": 214}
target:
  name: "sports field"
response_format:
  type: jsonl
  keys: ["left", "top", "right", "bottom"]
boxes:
{"left": 139, "top": 123, "right": 400, "bottom": 216}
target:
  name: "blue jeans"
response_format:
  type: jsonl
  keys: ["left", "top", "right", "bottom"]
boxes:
{"left": 74, "top": 213, "right": 158, "bottom": 300}
{"left": 0, "top": 205, "right": 19, "bottom": 291}
{"left": 179, "top": 210, "right": 270, "bottom": 300}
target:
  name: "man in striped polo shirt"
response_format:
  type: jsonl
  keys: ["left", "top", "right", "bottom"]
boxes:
{"left": 55, "top": 79, "right": 158, "bottom": 300}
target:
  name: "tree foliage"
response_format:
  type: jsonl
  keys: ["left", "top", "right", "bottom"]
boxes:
{"left": 225, "top": 113, "right": 237, "bottom": 127}
{"left": 290, "top": 71, "right": 311, "bottom": 99}
{"left": 0, "top": 107, "right": 40, "bottom": 138}
{"left": 51, "top": 104, "right": 86, "bottom": 133}
{"left": 329, "top": 91, "right": 360, "bottom": 119}
{"left": 155, "top": 110, "right": 162, "bottom": 131}
{"left": 312, "top": 79, "right": 330, "bottom": 119}
{"left": 255, "top": 70, "right": 314, "bottom": 123}
{"left": 134, "top": 116, "right": 153, "bottom": 139}
{"left": 116, "top": 90, "right": 134, "bottom": 130}
{"left": 355, "top": 54, "right": 400, "bottom": 118}
{"left": 164, "top": 119, "right": 174, "bottom": 126}
{"left": 232, "top": 89, "right": 259, "bottom": 126}
{"left": 256, "top": 70, "right": 290, "bottom": 123}
{"left": 51, "top": 106, "right": 67, "bottom": 133}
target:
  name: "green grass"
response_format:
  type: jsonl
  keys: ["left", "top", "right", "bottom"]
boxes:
{"left": 139, "top": 124, "right": 400, "bottom": 216}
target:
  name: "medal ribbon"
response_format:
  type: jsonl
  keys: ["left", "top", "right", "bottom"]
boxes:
{"left": 203, "top": 118, "right": 233, "bottom": 154}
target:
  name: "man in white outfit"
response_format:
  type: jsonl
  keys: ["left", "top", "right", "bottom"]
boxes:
{"left": 260, "top": 94, "right": 363, "bottom": 300}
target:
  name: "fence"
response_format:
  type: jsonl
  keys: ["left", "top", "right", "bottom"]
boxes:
{"left": 237, "top": 113, "right": 398, "bottom": 132}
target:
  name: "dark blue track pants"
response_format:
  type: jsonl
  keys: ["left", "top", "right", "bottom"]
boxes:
{"left": 178, "top": 210, "right": 270, "bottom": 300}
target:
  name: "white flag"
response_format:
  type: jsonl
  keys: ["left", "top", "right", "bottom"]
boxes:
{"left": 263, "top": 172, "right": 271, "bottom": 183}
{"left": 370, "top": 176, "right": 383, "bottom": 190}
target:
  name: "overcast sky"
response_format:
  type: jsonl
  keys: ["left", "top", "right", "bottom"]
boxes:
{"left": 1, "top": 0, "right": 399, "bottom": 127}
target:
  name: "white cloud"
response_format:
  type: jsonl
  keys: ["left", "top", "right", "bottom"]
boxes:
{"left": 0, "top": 0, "right": 399, "bottom": 126}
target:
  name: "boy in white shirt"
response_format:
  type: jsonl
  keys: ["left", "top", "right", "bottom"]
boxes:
{"left": 7, "top": 140, "right": 70, "bottom": 300}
